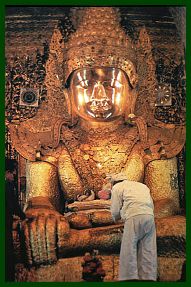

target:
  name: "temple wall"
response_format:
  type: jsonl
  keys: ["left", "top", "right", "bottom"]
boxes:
{"left": 5, "top": 7, "right": 184, "bottom": 60}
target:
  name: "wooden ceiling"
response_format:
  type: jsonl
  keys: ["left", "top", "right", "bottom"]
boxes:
{"left": 5, "top": 6, "right": 184, "bottom": 59}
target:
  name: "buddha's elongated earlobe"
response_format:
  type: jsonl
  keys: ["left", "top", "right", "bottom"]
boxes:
{"left": 130, "top": 89, "right": 138, "bottom": 114}
{"left": 63, "top": 88, "right": 78, "bottom": 125}
{"left": 125, "top": 89, "right": 138, "bottom": 121}
{"left": 63, "top": 88, "right": 72, "bottom": 117}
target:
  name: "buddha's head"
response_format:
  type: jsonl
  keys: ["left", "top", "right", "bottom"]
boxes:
{"left": 64, "top": 7, "right": 138, "bottom": 123}
{"left": 69, "top": 66, "right": 132, "bottom": 121}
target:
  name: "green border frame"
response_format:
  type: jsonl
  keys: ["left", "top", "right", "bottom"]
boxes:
{"left": 1, "top": 0, "right": 190, "bottom": 287}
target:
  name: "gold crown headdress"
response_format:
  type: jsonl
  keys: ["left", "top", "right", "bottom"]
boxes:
{"left": 63, "top": 7, "right": 138, "bottom": 88}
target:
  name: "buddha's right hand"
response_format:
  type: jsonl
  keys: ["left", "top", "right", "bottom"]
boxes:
{"left": 21, "top": 197, "right": 70, "bottom": 266}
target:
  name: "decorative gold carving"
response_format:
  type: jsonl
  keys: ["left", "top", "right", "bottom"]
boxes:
{"left": 8, "top": 124, "right": 38, "bottom": 161}
{"left": 60, "top": 123, "right": 139, "bottom": 196}
{"left": 143, "top": 124, "right": 185, "bottom": 165}
{"left": 7, "top": 26, "right": 69, "bottom": 160}
{"left": 64, "top": 8, "right": 138, "bottom": 88}
{"left": 5, "top": 55, "right": 47, "bottom": 124}
{"left": 135, "top": 27, "right": 157, "bottom": 122}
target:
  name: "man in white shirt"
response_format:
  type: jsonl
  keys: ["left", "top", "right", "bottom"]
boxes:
{"left": 109, "top": 173, "right": 157, "bottom": 281}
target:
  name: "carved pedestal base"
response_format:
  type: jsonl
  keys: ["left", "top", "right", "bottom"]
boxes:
{"left": 15, "top": 255, "right": 185, "bottom": 282}
{"left": 15, "top": 215, "right": 185, "bottom": 282}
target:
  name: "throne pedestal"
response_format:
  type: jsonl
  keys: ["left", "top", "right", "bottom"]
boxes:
{"left": 14, "top": 213, "right": 185, "bottom": 282}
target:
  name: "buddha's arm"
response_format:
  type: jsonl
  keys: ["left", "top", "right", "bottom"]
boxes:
{"left": 23, "top": 147, "right": 85, "bottom": 266}
{"left": 58, "top": 148, "right": 84, "bottom": 201}
{"left": 145, "top": 157, "right": 180, "bottom": 218}
{"left": 25, "top": 160, "right": 61, "bottom": 212}
{"left": 23, "top": 159, "right": 66, "bottom": 266}
{"left": 123, "top": 146, "right": 145, "bottom": 182}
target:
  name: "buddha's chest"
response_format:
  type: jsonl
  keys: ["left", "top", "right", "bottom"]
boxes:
{"left": 61, "top": 125, "right": 139, "bottom": 191}
{"left": 77, "top": 142, "right": 131, "bottom": 173}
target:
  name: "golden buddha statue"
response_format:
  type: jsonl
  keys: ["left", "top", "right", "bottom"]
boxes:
{"left": 8, "top": 7, "right": 185, "bottom": 267}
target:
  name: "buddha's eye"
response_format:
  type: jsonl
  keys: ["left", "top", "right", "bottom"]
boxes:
{"left": 102, "top": 82, "right": 110, "bottom": 88}
{"left": 79, "top": 80, "right": 89, "bottom": 89}
{"left": 103, "top": 80, "right": 122, "bottom": 89}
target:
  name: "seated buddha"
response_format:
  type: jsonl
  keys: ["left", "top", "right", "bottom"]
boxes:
{"left": 8, "top": 7, "right": 185, "bottom": 267}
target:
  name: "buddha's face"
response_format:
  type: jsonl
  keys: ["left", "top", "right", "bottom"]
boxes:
{"left": 69, "top": 67, "right": 130, "bottom": 122}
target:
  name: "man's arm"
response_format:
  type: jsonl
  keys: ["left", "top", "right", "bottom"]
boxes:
{"left": 110, "top": 186, "right": 123, "bottom": 222}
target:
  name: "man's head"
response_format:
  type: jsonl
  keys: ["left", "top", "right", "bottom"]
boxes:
{"left": 5, "top": 159, "right": 17, "bottom": 182}
{"left": 107, "top": 172, "right": 128, "bottom": 187}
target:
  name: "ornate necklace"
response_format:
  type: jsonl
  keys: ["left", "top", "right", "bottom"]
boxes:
{"left": 61, "top": 123, "right": 139, "bottom": 193}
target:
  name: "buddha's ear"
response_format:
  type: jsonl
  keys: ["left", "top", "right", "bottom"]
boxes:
{"left": 124, "top": 88, "right": 138, "bottom": 121}
{"left": 130, "top": 89, "right": 138, "bottom": 114}
{"left": 63, "top": 88, "right": 72, "bottom": 117}
{"left": 63, "top": 88, "right": 78, "bottom": 125}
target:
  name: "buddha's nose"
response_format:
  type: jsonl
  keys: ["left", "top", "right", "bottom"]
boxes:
{"left": 92, "top": 83, "right": 107, "bottom": 99}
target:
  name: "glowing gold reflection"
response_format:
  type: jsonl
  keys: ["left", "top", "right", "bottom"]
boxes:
{"left": 70, "top": 67, "right": 130, "bottom": 121}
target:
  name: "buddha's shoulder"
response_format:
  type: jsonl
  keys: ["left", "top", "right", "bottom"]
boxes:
{"left": 143, "top": 123, "right": 185, "bottom": 164}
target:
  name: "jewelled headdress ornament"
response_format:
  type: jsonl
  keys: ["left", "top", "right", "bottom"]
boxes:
{"left": 64, "top": 7, "right": 138, "bottom": 88}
